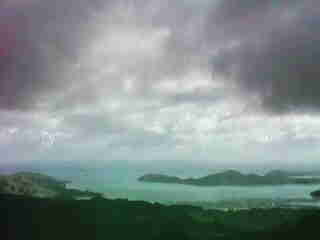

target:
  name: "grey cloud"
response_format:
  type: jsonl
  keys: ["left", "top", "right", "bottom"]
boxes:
{"left": 0, "top": 0, "right": 114, "bottom": 109}
{"left": 0, "top": 0, "right": 215, "bottom": 110}
{"left": 2, "top": 0, "right": 319, "bottom": 113}
{"left": 210, "top": 0, "right": 320, "bottom": 112}
{"left": 167, "top": 91, "right": 224, "bottom": 105}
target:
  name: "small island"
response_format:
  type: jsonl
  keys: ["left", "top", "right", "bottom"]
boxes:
{"left": 0, "top": 172, "right": 102, "bottom": 199}
{"left": 1, "top": 171, "right": 320, "bottom": 240}
{"left": 311, "top": 190, "right": 320, "bottom": 200}
{"left": 138, "top": 170, "right": 320, "bottom": 186}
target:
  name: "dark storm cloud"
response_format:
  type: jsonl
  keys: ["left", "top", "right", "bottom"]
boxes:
{"left": 2, "top": 0, "right": 319, "bottom": 112}
{"left": 0, "top": 0, "right": 215, "bottom": 110}
{"left": 210, "top": 0, "right": 320, "bottom": 112}
{"left": 0, "top": 0, "right": 113, "bottom": 109}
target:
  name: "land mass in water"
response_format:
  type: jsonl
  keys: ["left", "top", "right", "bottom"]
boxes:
{"left": 311, "top": 190, "right": 320, "bottom": 200}
{"left": 1, "top": 171, "right": 320, "bottom": 239}
{"left": 138, "top": 170, "right": 320, "bottom": 186}
{"left": 0, "top": 171, "right": 102, "bottom": 199}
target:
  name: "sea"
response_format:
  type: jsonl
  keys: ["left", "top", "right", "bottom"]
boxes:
{"left": 36, "top": 164, "right": 320, "bottom": 205}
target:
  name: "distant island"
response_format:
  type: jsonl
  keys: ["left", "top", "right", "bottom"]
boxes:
{"left": 1, "top": 171, "right": 320, "bottom": 240}
{"left": 311, "top": 190, "right": 320, "bottom": 200}
{"left": 0, "top": 172, "right": 102, "bottom": 199}
{"left": 138, "top": 170, "right": 320, "bottom": 186}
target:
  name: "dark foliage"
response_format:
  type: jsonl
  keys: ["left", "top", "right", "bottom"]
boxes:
{"left": 1, "top": 194, "right": 319, "bottom": 240}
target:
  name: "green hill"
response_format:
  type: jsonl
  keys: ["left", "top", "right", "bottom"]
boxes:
{"left": 1, "top": 193, "right": 319, "bottom": 240}
{"left": 0, "top": 172, "right": 101, "bottom": 199}
{"left": 139, "top": 170, "right": 320, "bottom": 186}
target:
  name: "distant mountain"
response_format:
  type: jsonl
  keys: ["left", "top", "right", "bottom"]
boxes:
{"left": 138, "top": 174, "right": 183, "bottom": 184}
{"left": 264, "top": 170, "right": 290, "bottom": 178}
{"left": 139, "top": 170, "right": 320, "bottom": 186}
{"left": 285, "top": 170, "right": 320, "bottom": 177}
{"left": 0, "top": 172, "right": 101, "bottom": 199}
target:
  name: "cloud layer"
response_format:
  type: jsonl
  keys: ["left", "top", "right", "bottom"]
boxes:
{"left": 1, "top": 0, "right": 320, "bottom": 169}
{"left": 210, "top": 0, "right": 320, "bottom": 111}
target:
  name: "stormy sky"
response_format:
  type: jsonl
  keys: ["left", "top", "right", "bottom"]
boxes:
{"left": 1, "top": 0, "right": 320, "bottom": 171}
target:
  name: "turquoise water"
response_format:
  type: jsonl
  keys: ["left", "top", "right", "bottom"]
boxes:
{"left": 69, "top": 181, "right": 319, "bottom": 203}
{"left": 41, "top": 166, "right": 320, "bottom": 204}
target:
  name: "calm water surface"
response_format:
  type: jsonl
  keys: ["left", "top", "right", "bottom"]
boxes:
{"left": 42, "top": 166, "right": 320, "bottom": 203}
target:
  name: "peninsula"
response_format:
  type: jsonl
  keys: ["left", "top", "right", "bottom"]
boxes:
{"left": 0, "top": 172, "right": 102, "bottom": 199}
{"left": 138, "top": 170, "right": 320, "bottom": 186}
